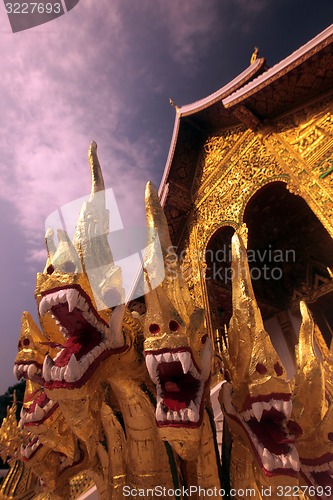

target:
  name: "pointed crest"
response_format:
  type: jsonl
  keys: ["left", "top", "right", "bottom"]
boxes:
{"left": 225, "top": 226, "right": 289, "bottom": 400}
{"left": 145, "top": 181, "right": 173, "bottom": 252}
{"left": 42, "top": 142, "right": 123, "bottom": 309}
{"left": 144, "top": 181, "right": 194, "bottom": 326}
{"left": 51, "top": 229, "right": 83, "bottom": 273}
{"left": 294, "top": 301, "right": 327, "bottom": 428}
{"left": 15, "top": 311, "right": 49, "bottom": 366}
{"left": 73, "top": 142, "right": 123, "bottom": 308}
{"left": 89, "top": 140, "right": 105, "bottom": 195}
{"left": 226, "top": 229, "right": 263, "bottom": 378}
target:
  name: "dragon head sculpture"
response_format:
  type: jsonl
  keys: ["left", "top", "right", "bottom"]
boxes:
{"left": 293, "top": 301, "right": 333, "bottom": 498}
{"left": 14, "top": 311, "right": 77, "bottom": 464}
{"left": 0, "top": 388, "right": 59, "bottom": 494}
{"left": 13, "top": 311, "right": 110, "bottom": 496}
{"left": 143, "top": 182, "right": 213, "bottom": 460}
{"left": 13, "top": 310, "right": 54, "bottom": 385}
{"left": 37, "top": 142, "right": 128, "bottom": 392}
{"left": 219, "top": 228, "right": 300, "bottom": 479}
{"left": 34, "top": 143, "right": 141, "bottom": 458}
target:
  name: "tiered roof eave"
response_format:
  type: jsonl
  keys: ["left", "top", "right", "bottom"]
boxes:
{"left": 159, "top": 23, "right": 333, "bottom": 248}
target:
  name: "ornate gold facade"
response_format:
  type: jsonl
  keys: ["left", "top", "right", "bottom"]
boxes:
{"left": 174, "top": 94, "right": 333, "bottom": 350}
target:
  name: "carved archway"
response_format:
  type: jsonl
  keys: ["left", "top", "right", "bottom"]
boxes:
{"left": 243, "top": 181, "right": 333, "bottom": 357}
{"left": 205, "top": 226, "right": 235, "bottom": 354}
{"left": 204, "top": 182, "right": 333, "bottom": 372}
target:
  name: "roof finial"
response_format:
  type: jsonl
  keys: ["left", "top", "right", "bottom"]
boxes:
{"left": 250, "top": 46, "right": 259, "bottom": 64}
{"left": 169, "top": 98, "right": 179, "bottom": 112}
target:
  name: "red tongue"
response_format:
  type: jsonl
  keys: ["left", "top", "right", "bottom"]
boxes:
{"left": 163, "top": 397, "right": 187, "bottom": 411}
{"left": 56, "top": 337, "right": 82, "bottom": 366}
{"left": 248, "top": 418, "right": 290, "bottom": 455}
{"left": 55, "top": 331, "right": 102, "bottom": 366}
{"left": 165, "top": 382, "right": 181, "bottom": 392}
{"left": 264, "top": 421, "right": 293, "bottom": 444}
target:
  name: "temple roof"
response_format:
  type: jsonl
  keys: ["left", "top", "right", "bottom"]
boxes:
{"left": 160, "top": 23, "right": 333, "bottom": 247}
{"left": 223, "top": 23, "right": 333, "bottom": 118}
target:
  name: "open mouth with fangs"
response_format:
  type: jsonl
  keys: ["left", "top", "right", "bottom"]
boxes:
{"left": 13, "top": 362, "right": 43, "bottom": 385}
{"left": 39, "top": 285, "right": 127, "bottom": 389}
{"left": 21, "top": 435, "right": 82, "bottom": 474}
{"left": 222, "top": 382, "right": 301, "bottom": 477}
{"left": 144, "top": 347, "right": 210, "bottom": 428}
{"left": 20, "top": 388, "right": 58, "bottom": 427}
{"left": 301, "top": 453, "right": 333, "bottom": 495}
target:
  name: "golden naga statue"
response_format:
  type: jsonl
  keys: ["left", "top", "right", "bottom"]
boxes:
{"left": 34, "top": 143, "right": 181, "bottom": 496}
{"left": 12, "top": 311, "right": 103, "bottom": 499}
{"left": 293, "top": 302, "right": 333, "bottom": 499}
{"left": 3, "top": 142, "right": 333, "bottom": 499}
{"left": 7, "top": 143, "right": 187, "bottom": 498}
{"left": 219, "top": 229, "right": 300, "bottom": 497}
{"left": 144, "top": 181, "right": 222, "bottom": 491}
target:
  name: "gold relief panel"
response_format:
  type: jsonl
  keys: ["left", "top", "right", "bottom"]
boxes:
{"left": 263, "top": 133, "right": 333, "bottom": 239}
{"left": 291, "top": 110, "right": 333, "bottom": 160}
{"left": 276, "top": 96, "right": 333, "bottom": 164}
{"left": 193, "top": 126, "right": 246, "bottom": 196}
{"left": 194, "top": 133, "right": 287, "bottom": 253}
{"left": 271, "top": 94, "right": 333, "bottom": 232}
{"left": 180, "top": 224, "right": 205, "bottom": 308}
{"left": 181, "top": 134, "right": 290, "bottom": 308}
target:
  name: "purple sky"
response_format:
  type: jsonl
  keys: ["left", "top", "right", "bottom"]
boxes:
{"left": 0, "top": 0, "right": 332, "bottom": 393}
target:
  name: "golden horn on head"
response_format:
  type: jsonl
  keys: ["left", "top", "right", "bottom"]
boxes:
{"left": 294, "top": 301, "right": 326, "bottom": 430}
{"left": 144, "top": 181, "right": 194, "bottom": 323}
{"left": 74, "top": 142, "right": 123, "bottom": 306}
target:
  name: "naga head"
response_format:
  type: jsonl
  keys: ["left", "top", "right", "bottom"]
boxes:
{"left": 19, "top": 390, "right": 81, "bottom": 494}
{"left": 13, "top": 310, "right": 50, "bottom": 384}
{"left": 219, "top": 228, "right": 300, "bottom": 478}
{"left": 19, "top": 378, "right": 78, "bottom": 466}
{"left": 293, "top": 301, "right": 333, "bottom": 497}
{"left": 37, "top": 142, "right": 128, "bottom": 394}
{"left": 143, "top": 182, "right": 213, "bottom": 460}
{"left": 13, "top": 312, "right": 96, "bottom": 493}
{"left": 13, "top": 311, "right": 77, "bottom": 463}
{"left": 0, "top": 389, "right": 56, "bottom": 492}
{"left": 35, "top": 142, "right": 142, "bottom": 459}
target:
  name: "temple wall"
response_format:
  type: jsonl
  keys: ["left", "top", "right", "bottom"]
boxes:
{"left": 178, "top": 91, "right": 333, "bottom": 356}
